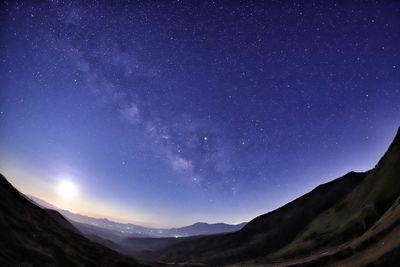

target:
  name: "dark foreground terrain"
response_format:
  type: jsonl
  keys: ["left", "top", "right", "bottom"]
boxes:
{"left": 0, "top": 128, "right": 399, "bottom": 267}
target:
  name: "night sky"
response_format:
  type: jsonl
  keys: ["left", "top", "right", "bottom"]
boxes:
{"left": 0, "top": 1, "right": 399, "bottom": 227}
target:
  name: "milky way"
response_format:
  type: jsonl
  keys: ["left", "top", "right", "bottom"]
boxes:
{"left": 0, "top": 1, "right": 399, "bottom": 226}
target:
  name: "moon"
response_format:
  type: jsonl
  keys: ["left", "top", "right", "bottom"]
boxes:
{"left": 57, "top": 180, "right": 78, "bottom": 200}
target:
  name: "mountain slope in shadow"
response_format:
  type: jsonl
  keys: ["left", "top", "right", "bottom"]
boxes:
{"left": 0, "top": 174, "right": 144, "bottom": 267}
{"left": 269, "top": 126, "right": 400, "bottom": 261}
{"left": 153, "top": 128, "right": 400, "bottom": 266}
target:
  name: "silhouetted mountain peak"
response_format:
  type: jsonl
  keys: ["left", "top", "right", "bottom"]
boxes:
{"left": 386, "top": 127, "right": 400, "bottom": 150}
{"left": 390, "top": 126, "right": 400, "bottom": 150}
{"left": 374, "top": 127, "right": 400, "bottom": 171}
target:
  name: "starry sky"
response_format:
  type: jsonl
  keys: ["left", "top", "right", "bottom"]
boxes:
{"left": 0, "top": 0, "right": 399, "bottom": 227}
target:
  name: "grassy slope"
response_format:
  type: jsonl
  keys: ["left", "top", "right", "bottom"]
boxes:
{"left": 237, "top": 192, "right": 400, "bottom": 267}
{"left": 268, "top": 127, "right": 400, "bottom": 261}
{"left": 0, "top": 174, "right": 144, "bottom": 267}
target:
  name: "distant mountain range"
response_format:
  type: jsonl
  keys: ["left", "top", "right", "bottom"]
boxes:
{"left": 1, "top": 127, "right": 400, "bottom": 266}
{"left": 27, "top": 195, "right": 246, "bottom": 241}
